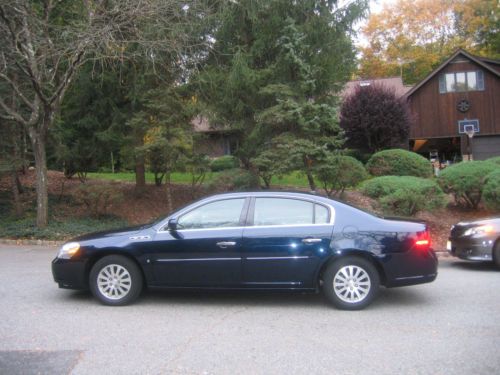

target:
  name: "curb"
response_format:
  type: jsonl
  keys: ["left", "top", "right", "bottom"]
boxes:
{"left": 0, "top": 239, "right": 64, "bottom": 247}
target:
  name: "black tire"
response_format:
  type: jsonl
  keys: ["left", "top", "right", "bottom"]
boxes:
{"left": 322, "top": 256, "right": 380, "bottom": 310}
{"left": 89, "top": 255, "right": 143, "bottom": 306}
{"left": 493, "top": 241, "right": 500, "bottom": 270}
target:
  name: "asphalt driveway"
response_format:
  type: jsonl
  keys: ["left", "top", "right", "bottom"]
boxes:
{"left": 0, "top": 244, "right": 499, "bottom": 374}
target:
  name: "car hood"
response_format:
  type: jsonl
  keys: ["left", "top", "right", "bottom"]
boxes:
{"left": 71, "top": 224, "right": 150, "bottom": 242}
{"left": 456, "top": 217, "right": 500, "bottom": 227}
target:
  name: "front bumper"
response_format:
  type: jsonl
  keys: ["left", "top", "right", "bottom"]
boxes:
{"left": 447, "top": 238, "right": 494, "bottom": 261}
{"left": 52, "top": 258, "right": 88, "bottom": 289}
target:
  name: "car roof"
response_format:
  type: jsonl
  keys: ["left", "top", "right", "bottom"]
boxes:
{"left": 205, "top": 190, "right": 334, "bottom": 204}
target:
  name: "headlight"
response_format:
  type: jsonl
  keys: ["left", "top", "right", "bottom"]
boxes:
{"left": 463, "top": 225, "right": 493, "bottom": 237}
{"left": 57, "top": 242, "right": 80, "bottom": 259}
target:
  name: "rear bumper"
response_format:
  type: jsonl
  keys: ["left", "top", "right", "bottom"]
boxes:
{"left": 447, "top": 239, "right": 494, "bottom": 261}
{"left": 52, "top": 258, "right": 88, "bottom": 290}
{"left": 383, "top": 249, "right": 438, "bottom": 288}
{"left": 387, "top": 272, "right": 437, "bottom": 287}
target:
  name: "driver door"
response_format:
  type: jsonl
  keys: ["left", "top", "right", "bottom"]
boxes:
{"left": 149, "top": 198, "right": 248, "bottom": 287}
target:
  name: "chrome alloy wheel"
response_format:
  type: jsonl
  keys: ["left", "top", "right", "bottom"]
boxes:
{"left": 333, "top": 265, "right": 371, "bottom": 303}
{"left": 97, "top": 264, "right": 132, "bottom": 300}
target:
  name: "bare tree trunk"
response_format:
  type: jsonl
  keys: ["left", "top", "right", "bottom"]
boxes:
{"left": 29, "top": 126, "right": 49, "bottom": 228}
{"left": 22, "top": 128, "right": 28, "bottom": 173}
{"left": 304, "top": 156, "right": 316, "bottom": 191}
{"left": 15, "top": 174, "right": 23, "bottom": 194}
{"left": 10, "top": 170, "right": 22, "bottom": 217}
{"left": 10, "top": 125, "right": 23, "bottom": 217}
{"left": 306, "top": 170, "right": 316, "bottom": 191}
{"left": 165, "top": 171, "right": 173, "bottom": 213}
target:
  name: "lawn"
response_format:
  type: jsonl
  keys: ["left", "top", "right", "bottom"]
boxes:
{"left": 88, "top": 171, "right": 312, "bottom": 188}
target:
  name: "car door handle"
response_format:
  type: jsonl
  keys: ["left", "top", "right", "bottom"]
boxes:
{"left": 302, "top": 238, "right": 322, "bottom": 244}
{"left": 216, "top": 241, "right": 237, "bottom": 248}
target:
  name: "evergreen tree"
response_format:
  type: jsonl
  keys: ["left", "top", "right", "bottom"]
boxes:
{"left": 196, "top": 0, "right": 368, "bottom": 190}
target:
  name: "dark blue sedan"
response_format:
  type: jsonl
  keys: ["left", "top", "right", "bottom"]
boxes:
{"left": 52, "top": 191, "right": 437, "bottom": 310}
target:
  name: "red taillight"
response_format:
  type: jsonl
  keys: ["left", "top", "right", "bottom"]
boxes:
{"left": 415, "top": 239, "right": 429, "bottom": 246}
{"left": 415, "top": 230, "right": 431, "bottom": 249}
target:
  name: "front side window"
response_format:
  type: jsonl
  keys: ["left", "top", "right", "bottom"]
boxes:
{"left": 439, "top": 71, "right": 484, "bottom": 93}
{"left": 253, "top": 198, "right": 329, "bottom": 226}
{"left": 177, "top": 199, "right": 245, "bottom": 229}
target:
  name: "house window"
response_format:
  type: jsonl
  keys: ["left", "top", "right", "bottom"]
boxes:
{"left": 439, "top": 71, "right": 484, "bottom": 93}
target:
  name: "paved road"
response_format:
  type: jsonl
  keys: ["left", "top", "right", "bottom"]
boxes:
{"left": 0, "top": 245, "right": 499, "bottom": 375}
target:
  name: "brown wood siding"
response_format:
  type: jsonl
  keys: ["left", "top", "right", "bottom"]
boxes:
{"left": 409, "top": 60, "right": 500, "bottom": 139}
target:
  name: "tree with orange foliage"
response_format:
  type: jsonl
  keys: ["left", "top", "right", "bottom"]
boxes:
{"left": 357, "top": 0, "right": 497, "bottom": 84}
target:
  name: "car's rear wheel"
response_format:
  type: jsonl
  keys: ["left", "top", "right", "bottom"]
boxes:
{"left": 322, "top": 256, "right": 380, "bottom": 310}
{"left": 493, "top": 241, "right": 500, "bottom": 270}
{"left": 89, "top": 255, "right": 143, "bottom": 306}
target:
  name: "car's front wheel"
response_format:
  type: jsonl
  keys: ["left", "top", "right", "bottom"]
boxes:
{"left": 89, "top": 255, "right": 143, "bottom": 306}
{"left": 322, "top": 256, "right": 380, "bottom": 310}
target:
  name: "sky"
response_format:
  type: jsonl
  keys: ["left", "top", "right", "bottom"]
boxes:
{"left": 369, "top": 0, "right": 398, "bottom": 14}
{"left": 355, "top": 0, "right": 398, "bottom": 47}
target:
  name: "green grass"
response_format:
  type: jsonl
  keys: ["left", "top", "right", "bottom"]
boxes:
{"left": 269, "top": 172, "right": 310, "bottom": 188}
{"left": 88, "top": 171, "right": 311, "bottom": 188}
{"left": 88, "top": 171, "right": 218, "bottom": 184}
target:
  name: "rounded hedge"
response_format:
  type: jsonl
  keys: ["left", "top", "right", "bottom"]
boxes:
{"left": 483, "top": 169, "right": 500, "bottom": 212}
{"left": 210, "top": 155, "right": 239, "bottom": 172}
{"left": 366, "top": 149, "right": 433, "bottom": 178}
{"left": 208, "top": 168, "right": 260, "bottom": 191}
{"left": 314, "top": 155, "right": 368, "bottom": 197}
{"left": 438, "top": 161, "right": 497, "bottom": 209}
{"left": 361, "top": 176, "right": 445, "bottom": 216}
{"left": 486, "top": 156, "right": 500, "bottom": 166}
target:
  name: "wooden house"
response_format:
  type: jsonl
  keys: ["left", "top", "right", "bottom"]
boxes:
{"left": 406, "top": 50, "right": 500, "bottom": 161}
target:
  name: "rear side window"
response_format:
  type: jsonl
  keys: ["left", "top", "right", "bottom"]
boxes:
{"left": 315, "top": 204, "right": 329, "bottom": 224}
{"left": 253, "top": 198, "right": 329, "bottom": 226}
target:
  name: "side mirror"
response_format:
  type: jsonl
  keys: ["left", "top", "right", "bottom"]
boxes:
{"left": 167, "top": 218, "right": 178, "bottom": 231}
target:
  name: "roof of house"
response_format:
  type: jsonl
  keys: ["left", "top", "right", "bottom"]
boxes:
{"left": 405, "top": 49, "right": 500, "bottom": 98}
{"left": 342, "top": 76, "right": 412, "bottom": 98}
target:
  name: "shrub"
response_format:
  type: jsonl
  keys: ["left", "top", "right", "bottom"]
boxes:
{"left": 344, "top": 149, "right": 372, "bottom": 164}
{"left": 340, "top": 83, "right": 413, "bottom": 153}
{"left": 486, "top": 156, "right": 500, "bottom": 166}
{"left": 366, "top": 149, "right": 433, "bottom": 178}
{"left": 185, "top": 154, "right": 211, "bottom": 198}
{"left": 232, "top": 169, "right": 260, "bottom": 190}
{"left": 438, "top": 161, "right": 497, "bottom": 209}
{"left": 210, "top": 155, "right": 239, "bottom": 172}
{"left": 208, "top": 168, "right": 260, "bottom": 191}
{"left": 361, "top": 176, "right": 445, "bottom": 216}
{"left": 483, "top": 170, "right": 500, "bottom": 212}
{"left": 251, "top": 149, "right": 287, "bottom": 189}
{"left": 314, "top": 155, "right": 368, "bottom": 197}
{"left": 75, "top": 183, "right": 124, "bottom": 218}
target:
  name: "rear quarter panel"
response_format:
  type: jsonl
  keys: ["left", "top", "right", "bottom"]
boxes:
{"left": 328, "top": 202, "right": 436, "bottom": 286}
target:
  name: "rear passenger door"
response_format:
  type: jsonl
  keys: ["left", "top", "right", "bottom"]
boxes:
{"left": 241, "top": 197, "right": 334, "bottom": 288}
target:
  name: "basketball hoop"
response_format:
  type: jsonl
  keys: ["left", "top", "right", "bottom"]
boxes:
{"left": 465, "top": 128, "right": 475, "bottom": 139}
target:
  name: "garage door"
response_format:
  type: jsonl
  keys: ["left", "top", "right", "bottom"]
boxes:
{"left": 472, "top": 135, "right": 500, "bottom": 160}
